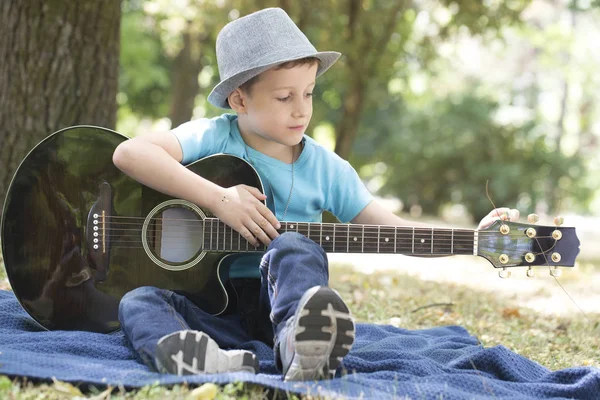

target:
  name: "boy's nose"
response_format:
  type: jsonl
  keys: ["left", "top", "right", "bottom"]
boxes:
{"left": 292, "top": 98, "right": 310, "bottom": 118}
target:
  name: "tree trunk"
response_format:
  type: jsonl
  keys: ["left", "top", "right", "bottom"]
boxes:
{"left": 333, "top": 0, "right": 405, "bottom": 160}
{"left": 334, "top": 78, "right": 366, "bottom": 160}
{"left": 0, "top": 0, "right": 121, "bottom": 211}
{"left": 168, "top": 28, "right": 204, "bottom": 128}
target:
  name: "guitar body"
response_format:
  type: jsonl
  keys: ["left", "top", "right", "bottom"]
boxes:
{"left": 1, "top": 126, "right": 262, "bottom": 333}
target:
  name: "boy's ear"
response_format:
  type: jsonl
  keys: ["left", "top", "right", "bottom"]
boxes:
{"left": 228, "top": 89, "right": 247, "bottom": 113}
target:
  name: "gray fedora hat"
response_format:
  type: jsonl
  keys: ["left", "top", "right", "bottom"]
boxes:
{"left": 207, "top": 8, "right": 341, "bottom": 109}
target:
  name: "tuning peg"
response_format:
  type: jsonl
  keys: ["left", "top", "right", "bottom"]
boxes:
{"left": 549, "top": 267, "right": 562, "bottom": 277}
{"left": 554, "top": 216, "right": 564, "bottom": 226}
{"left": 527, "top": 214, "right": 539, "bottom": 223}
{"left": 499, "top": 268, "right": 511, "bottom": 279}
{"left": 526, "top": 267, "right": 535, "bottom": 278}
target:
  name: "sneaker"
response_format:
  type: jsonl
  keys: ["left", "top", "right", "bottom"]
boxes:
{"left": 279, "top": 286, "right": 355, "bottom": 381}
{"left": 155, "top": 330, "right": 258, "bottom": 375}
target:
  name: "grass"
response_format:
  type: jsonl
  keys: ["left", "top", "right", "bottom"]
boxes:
{"left": 0, "top": 258, "right": 598, "bottom": 399}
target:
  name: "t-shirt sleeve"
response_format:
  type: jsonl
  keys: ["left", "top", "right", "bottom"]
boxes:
{"left": 327, "top": 161, "right": 373, "bottom": 223}
{"left": 171, "top": 116, "right": 229, "bottom": 164}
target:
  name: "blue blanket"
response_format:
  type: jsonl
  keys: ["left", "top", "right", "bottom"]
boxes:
{"left": 0, "top": 290, "right": 598, "bottom": 399}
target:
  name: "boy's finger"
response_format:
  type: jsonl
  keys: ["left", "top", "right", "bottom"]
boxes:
{"left": 257, "top": 203, "right": 281, "bottom": 230}
{"left": 256, "top": 214, "right": 280, "bottom": 240}
{"left": 248, "top": 221, "right": 271, "bottom": 246}
{"left": 246, "top": 186, "right": 267, "bottom": 200}
{"left": 239, "top": 226, "right": 259, "bottom": 247}
{"left": 492, "top": 207, "right": 510, "bottom": 219}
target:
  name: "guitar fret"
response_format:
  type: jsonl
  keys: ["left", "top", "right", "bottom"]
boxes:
{"left": 346, "top": 224, "right": 349, "bottom": 253}
{"left": 451, "top": 229, "right": 454, "bottom": 254}
{"left": 298, "top": 222, "right": 309, "bottom": 240}
{"left": 308, "top": 223, "right": 320, "bottom": 244}
{"left": 380, "top": 226, "right": 395, "bottom": 253}
{"left": 203, "top": 219, "right": 208, "bottom": 252}
{"left": 209, "top": 219, "right": 213, "bottom": 251}
{"left": 333, "top": 224, "right": 336, "bottom": 251}
{"left": 432, "top": 229, "right": 451, "bottom": 254}
{"left": 320, "top": 224, "right": 323, "bottom": 247}
{"left": 394, "top": 226, "right": 397, "bottom": 253}
{"left": 216, "top": 220, "right": 219, "bottom": 251}
{"left": 431, "top": 229, "right": 433, "bottom": 254}
{"left": 348, "top": 225, "right": 362, "bottom": 253}
{"left": 321, "top": 224, "right": 334, "bottom": 252}
{"left": 377, "top": 225, "right": 380, "bottom": 253}
{"left": 454, "top": 229, "right": 475, "bottom": 255}
{"left": 362, "top": 225, "right": 364, "bottom": 253}
{"left": 334, "top": 224, "right": 348, "bottom": 253}
{"left": 411, "top": 227, "right": 414, "bottom": 254}
{"left": 413, "top": 228, "right": 433, "bottom": 254}
{"left": 364, "top": 225, "right": 379, "bottom": 253}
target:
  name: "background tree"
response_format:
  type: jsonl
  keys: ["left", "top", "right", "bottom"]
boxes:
{"left": 0, "top": 1, "right": 121, "bottom": 210}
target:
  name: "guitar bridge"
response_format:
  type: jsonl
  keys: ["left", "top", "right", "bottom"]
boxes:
{"left": 86, "top": 181, "right": 112, "bottom": 281}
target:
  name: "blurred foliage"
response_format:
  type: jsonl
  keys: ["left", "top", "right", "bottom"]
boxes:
{"left": 120, "top": 1, "right": 172, "bottom": 118}
{"left": 118, "top": 0, "right": 600, "bottom": 221}
{"left": 356, "top": 92, "right": 592, "bottom": 221}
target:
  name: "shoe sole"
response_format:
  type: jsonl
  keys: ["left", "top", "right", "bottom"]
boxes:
{"left": 284, "top": 286, "right": 355, "bottom": 381}
{"left": 155, "top": 330, "right": 258, "bottom": 375}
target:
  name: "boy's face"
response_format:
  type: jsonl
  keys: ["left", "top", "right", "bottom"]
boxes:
{"left": 236, "top": 63, "right": 318, "bottom": 149}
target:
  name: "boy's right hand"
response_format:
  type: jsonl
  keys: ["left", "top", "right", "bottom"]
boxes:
{"left": 212, "top": 184, "right": 280, "bottom": 246}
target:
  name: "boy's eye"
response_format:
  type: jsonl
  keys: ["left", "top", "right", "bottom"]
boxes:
{"left": 276, "top": 93, "right": 313, "bottom": 102}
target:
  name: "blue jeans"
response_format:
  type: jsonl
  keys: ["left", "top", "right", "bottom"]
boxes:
{"left": 118, "top": 232, "right": 329, "bottom": 370}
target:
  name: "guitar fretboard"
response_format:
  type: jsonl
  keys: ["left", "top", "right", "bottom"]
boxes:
{"left": 202, "top": 219, "right": 476, "bottom": 255}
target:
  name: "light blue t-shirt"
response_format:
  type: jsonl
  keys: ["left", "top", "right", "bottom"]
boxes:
{"left": 172, "top": 113, "right": 372, "bottom": 277}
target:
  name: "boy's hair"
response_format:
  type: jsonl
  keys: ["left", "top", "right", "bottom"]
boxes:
{"left": 239, "top": 57, "right": 321, "bottom": 94}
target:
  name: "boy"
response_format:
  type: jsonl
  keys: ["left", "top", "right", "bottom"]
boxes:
{"left": 113, "top": 8, "right": 515, "bottom": 381}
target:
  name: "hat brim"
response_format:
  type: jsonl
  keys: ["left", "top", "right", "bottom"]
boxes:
{"left": 207, "top": 51, "right": 341, "bottom": 109}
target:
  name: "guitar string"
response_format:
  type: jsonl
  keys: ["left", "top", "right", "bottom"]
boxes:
{"left": 97, "top": 232, "right": 553, "bottom": 242}
{"left": 99, "top": 234, "right": 547, "bottom": 247}
{"left": 100, "top": 234, "right": 558, "bottom": 246}
{"left": 100, "top": 230, "right": 548, "bottom": 241}
{"left": 104, "top": 234, "right": 557, "bottom": 244}
{"left": 100, "top": 215, "right": 561, "bottom": 231}
{"left": 97, "top": 221, "right": 557, "bottom": 234}
{"left": 103, "top": 234, "right": 559, "bottom": 249}
{"left": 106, "top": 240, "right": 558, "bottom": 252}
{"left": 98, "top": 223, "right": 546, "bottom": 237}
{"left": 96, "top": 219, "right": 554, "bottom": 236}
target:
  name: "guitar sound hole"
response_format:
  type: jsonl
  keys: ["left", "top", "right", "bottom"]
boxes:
{"left": 149, "top": 206, "right": 203, "bottom": 264}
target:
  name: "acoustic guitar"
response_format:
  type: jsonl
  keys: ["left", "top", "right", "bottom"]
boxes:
{"left": 1, "top": 126, "right": 580, "bottom": 333}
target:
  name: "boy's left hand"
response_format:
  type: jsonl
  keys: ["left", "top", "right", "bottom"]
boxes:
{"left": 478, "top": 208, "right": 520, "bottom": 229}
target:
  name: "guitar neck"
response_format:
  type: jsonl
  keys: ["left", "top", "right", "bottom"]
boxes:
{"left": 202, "top": 219, "right": 477, "bottom": 256}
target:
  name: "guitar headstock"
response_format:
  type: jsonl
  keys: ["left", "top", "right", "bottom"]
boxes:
{"left": 477, "top": 217, "right": 580, "bottom": 276}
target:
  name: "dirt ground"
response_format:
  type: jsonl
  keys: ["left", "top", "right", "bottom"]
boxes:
{"left": 330, "top": 252, "right": 599, "bottom": 317}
